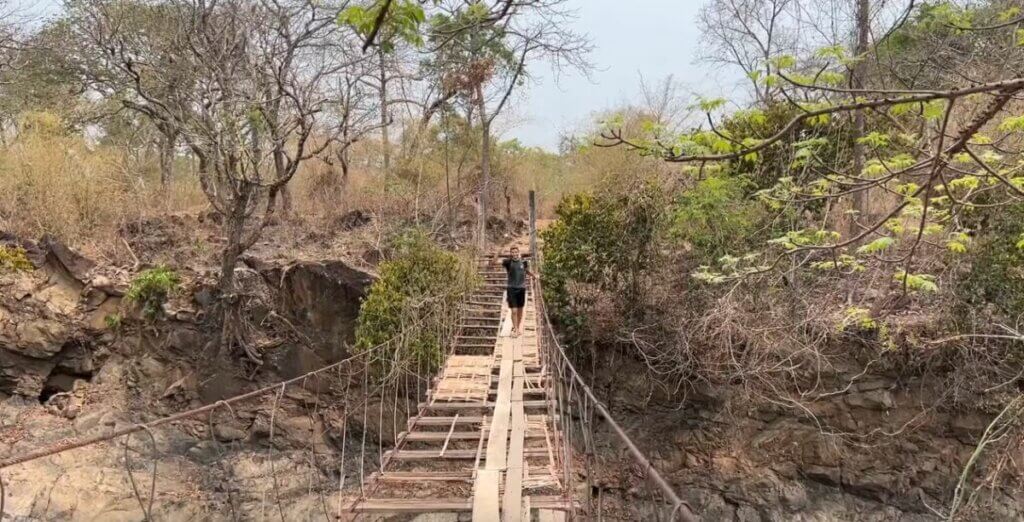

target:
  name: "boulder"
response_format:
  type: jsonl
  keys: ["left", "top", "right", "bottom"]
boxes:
{"left": 844, "top": 390, "right": 895, "bottom": 410}
{"left": 213, "top": 424, "right": 248, "bottom": 442}
{"left": 11, "top": 319, "right": 71, "bottom": 358}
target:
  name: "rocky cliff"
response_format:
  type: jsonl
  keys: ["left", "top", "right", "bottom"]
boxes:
{"left": 0, "top": 234, "right": 382, "bottom": 520}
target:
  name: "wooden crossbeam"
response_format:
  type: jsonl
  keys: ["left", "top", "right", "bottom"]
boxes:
{"left": 398, "top": 430, "right": 547, "bottom": 442}
{"left": 345, "top": 496, "right": 574, "bottom": 513}
{"left": 384, "top": 448, "right": 551, "bottom": 460}
{"left": 502, "top": 349, "right": 527, "bottom": 521}
{"left": 377, "top": 471, "right": 473, "bottom": 482}
{"left": 410, "top": 415, "right": 548, "bottom": 426}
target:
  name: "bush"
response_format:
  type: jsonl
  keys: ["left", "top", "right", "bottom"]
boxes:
{"left": 957, "top": 203, "right": 1024, "bottom": 319}
{"left": 541, "top": 180, "right": 667, "bottom": 345}
{"left": 126, "top": 266, "right": 181, "bottom": 320}
{"left": 354, "top": 230, "right": 477, "bottom": 375}
{"left": 0, "top": 245, "right": 33, "bottom": 272}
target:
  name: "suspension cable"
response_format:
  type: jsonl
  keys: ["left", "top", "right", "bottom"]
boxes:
{"left": 0, "top": 346, "right": 381, "bottom": 470}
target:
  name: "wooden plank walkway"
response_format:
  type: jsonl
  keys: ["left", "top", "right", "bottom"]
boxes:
{"left": 344, "top": 255, "right": 566, "bottom": 520}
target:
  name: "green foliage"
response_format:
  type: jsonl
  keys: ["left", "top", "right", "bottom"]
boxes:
{"left": 923, "top": 99, "right": 947, "bottom": 121}
{"left": 810, "top": 254, "right": 864, "bottom": 273}
{"left": 425, "top": 7, "right": 518, "bottom": 83}
{"left": 0, "top": 245, "right": 33, "bottom": 272}
{"left": 125, "top": 266, "right": 180, "bottom": 320}
{"left": 720, "top": 102, "right": 806, "bottom": 189}
{"left": 354, "top": 230, "right": 476, "bottom": 375}
{"left": 769, "top": 54, "right": 796, "bottom": 70}
{"left": 815, "top": 45, "right": 847, "bottom": 60}
{"left": 104, "top": 313, "right": 123, "bottom": 331}
{"left": 694, "top": 253, "right": 770, "bottom": 283}
{"left": 839, "top": 307, "right": 877, "bottom": 331}
{"left": 768, "top": 228, "right": 841, "bottom": 251}
{"left": 541, "top": 182, "right": 667, "bottom": 343}
{"left": 958, "top": 204, "right": 1024, "bottom": 317}
{"left": 694, "top": 97, "right": 727, "bottom": 112}
{"left": 894, "top": 271, "right": 938, "bottom": 293}
{"left": 856, "top": 131, "right": 890, "bottom": 148}
{"left": 997, "top": 115, "right": 1024, "bottom": 133}
{"left": 857, "top": 236, "right": 895, "bottom": 254}
{"left": 837, "top": 307, "right": 895, "bottom": 349}
{"left": 670, "top": 175, "right": 767, "bottom": 263}
{"left": 946, "top": 232, "right": 970, "bottom": 254}
{"left": 338, "top": 0, "right": 427, "bottom": 52}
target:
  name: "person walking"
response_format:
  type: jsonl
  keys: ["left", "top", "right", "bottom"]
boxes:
{"left": 498, "top": 246, "right": 536, "bottom": 337}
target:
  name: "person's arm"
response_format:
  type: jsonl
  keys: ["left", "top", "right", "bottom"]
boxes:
{"left": 525, "top": 261, "right": 539, "bottom": 280}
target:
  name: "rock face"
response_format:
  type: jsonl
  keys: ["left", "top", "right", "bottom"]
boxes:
{"left": 586, "top": 355, "right": 1024, "bottom": 521}
{"left": 245, "top": 256, "right": 374, "bottom": 375}
{"left": 1, "top": 240, "right": 377, "bottom": 522}
{"left": 0, "top": 236, "right": 113, "bottom": 398}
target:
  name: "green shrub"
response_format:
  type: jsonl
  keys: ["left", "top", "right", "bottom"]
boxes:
{"left": 541, "top": 181, "right": 668, "bottom": 344}
{"left": 0, "top": 245, "right": 33, "bottom": 272}
{"left": 355, "top": 230, "right": 477, "bottom": 375}
{"left": 125, "top": 266, "right": 180, "bottom": 320}
{"left": 104, "top": 313, "right": 124, "bottom": 331}
{"left": 958, "top": 203, "right": 1024, "bottom": 318}
{"left": 670, "top": 175, "right": 767, "bottom": 263}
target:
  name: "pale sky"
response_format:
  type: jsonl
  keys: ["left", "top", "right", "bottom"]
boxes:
{"left": 508, "top": 0, "right": 745, "bottom": 150}
{"left": 13, "top": 0, "right": 744, "bottom": 151}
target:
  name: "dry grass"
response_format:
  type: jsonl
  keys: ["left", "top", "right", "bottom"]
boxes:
{"left": 0, "top": 115, "right": 601, "bottom": 264}
{"left": 0, "top": 128, "right": 205, "bottom": 260}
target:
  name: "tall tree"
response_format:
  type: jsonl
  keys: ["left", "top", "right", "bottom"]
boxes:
{"left": 72, "top": 0, "right": 345, "bottom": 359}
{"left": 848, "top": 0, "right": 871, "bottom": 237}
{"left": 65, "top": 0, "right": 193, "bottom": 187}
{"left": 426, "top": 1, "right": 588, "bottom": 248}
{"left": 339, "top": 0, "right": 426, "bottom": 186}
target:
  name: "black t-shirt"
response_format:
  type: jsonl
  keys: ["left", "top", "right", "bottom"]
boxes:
{"left": 502, "top": 258, "right": 528, "bottom": 289}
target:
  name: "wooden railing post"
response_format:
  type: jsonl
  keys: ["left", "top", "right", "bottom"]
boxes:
{"left": 528, "top": 190, "right": 538, "bottom": 266}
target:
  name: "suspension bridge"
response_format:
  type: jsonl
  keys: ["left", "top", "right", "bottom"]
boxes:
{"left": 0, "top": 236, "right": 697, "bottom": 520}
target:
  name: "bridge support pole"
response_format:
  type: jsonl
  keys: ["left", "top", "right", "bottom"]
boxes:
{"left": 528, "top": 190, "right": 538, "bottom": 265}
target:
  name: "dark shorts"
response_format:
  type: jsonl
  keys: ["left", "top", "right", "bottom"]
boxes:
{"left": 506, "top": 287, "right": 526, "bottom": 308}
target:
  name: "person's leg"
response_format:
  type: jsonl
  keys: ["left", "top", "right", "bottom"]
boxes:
{"left": 513, "top": 307, "right": 523, "bottom": 335}
{"left": 505, "top": 290, "right": 513, "bottom": 337}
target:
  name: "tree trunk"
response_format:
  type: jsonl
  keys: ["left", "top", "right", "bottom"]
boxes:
{"left": 505, "top": 185, "right": 512, "bottom": 226}
{"left": 379, "top": 50, "right": 391, "bottom": 185}
{"left": 444, "top": 116, "right": 453, "bottom": 236}
{"left": 339, "top": 146, "right": 351, "bottom": 182}
{"left": 477, "top": 86, "right": 491, "bottom": 250}
{"left": 273, "top": 148, "right": 291, "bottom": 216}
{"left": 158, "top": 128, "right": 178, "bottom": 187}
{"left": 218, "top": 184, "right": 254, "bottom": 297}
{"left": 849, "top": 0, "right": 870, "bottom": 239}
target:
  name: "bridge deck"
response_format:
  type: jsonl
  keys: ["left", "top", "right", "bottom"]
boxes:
{"left": 343, "top": 256, "right": 567, "bottom": 520}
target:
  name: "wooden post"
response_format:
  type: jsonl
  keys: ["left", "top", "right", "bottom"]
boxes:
{"left": 528, "top": 190, "right": 538, "bottom": 265}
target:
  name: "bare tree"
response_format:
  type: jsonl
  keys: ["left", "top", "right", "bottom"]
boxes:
{"left": 72, "top": 0, "right": 345, "bottom": 358}
{"left": 638, "top": 73, "right": 697, "bottom": 134}
{"left": 64, "top": 0, "right": 195, "bottom": 186}
{"left": 698, "top": 0, "right": 798, "bottom": 104}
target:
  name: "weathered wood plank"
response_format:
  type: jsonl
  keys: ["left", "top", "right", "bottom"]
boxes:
{"left": 503, "top": 353, "right": 527, "bottom": 521}
{"left": 472, "top": 469, "right": 501, "bottom": 520}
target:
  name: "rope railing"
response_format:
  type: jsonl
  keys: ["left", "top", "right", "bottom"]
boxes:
{"left": 0, "top": 334, "right": 426, "bottom": 522}
{"left": 533, "top": 278, "right": 698, "bottom": 522}
{"left": 0, "top": 349, "right": 372, "bottom": 471}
